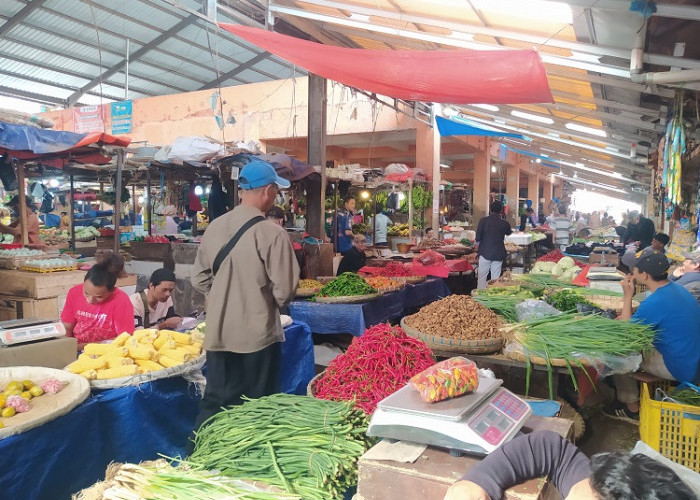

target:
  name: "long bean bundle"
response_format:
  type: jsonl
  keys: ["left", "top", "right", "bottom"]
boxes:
{"left": 187, "top": 394, "right": 374, "bottom": 500}
{"left": 315, "top": 272, "right": 377, "bottom": 298}
{"left": 103, "top": 462, "right": 301, "bottom": 500}
{"left": 512, "top": 313, "right": 657, "bottom": 398}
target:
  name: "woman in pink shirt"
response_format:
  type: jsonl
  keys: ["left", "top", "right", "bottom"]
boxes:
{"left": 61, "top": 252, "right": 134, "bottom": 349}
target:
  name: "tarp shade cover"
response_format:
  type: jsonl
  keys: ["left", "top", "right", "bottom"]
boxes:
{"left": 436, "top": 116, "right": 526, "bottom": 139}
{"left": 220, "top": 25, "right": 553, "bottom": 105}
{"left": 0, "top": 121, "right": 130, "bottom": 167}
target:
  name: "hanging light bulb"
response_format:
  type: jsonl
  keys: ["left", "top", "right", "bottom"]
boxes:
{"left": 194, "top": 185, "right": 204, "bottom": 196}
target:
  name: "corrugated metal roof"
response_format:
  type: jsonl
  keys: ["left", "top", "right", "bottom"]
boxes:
{"left": 0, "top": 0, "right": 303, "bottom": 108}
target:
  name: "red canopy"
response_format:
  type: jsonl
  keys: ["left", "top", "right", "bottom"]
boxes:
{"left": 220, "top": 25, "right": 553, "bottom": 104}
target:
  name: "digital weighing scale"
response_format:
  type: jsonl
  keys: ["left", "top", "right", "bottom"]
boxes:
{"left": 368, "top": 377, "right": 532, "bottom": 455}
{"left": 0, "top": 318, "right": 66, "bottom": 346}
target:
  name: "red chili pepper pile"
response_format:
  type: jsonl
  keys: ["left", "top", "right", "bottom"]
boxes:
{"left": 380, "top": 261, "right": 413, "bottom": 277}
{"left": 144, "top": 235, "right": 170, "bottom": 243}
{"left": 537, "top": 249, "right": 565, "bottom": 262}
{"left": 314, "top": 323, "right": 436, "bottom": 413}
{"left": 537, "top": 249, "right": 585, "bottom": 268}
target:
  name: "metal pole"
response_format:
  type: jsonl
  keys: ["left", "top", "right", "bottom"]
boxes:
{"left": 407, "top": 179, "right": 414, "bottom": 241}
{"left": 99, "top": 182, "right": 104, "bottom": 211}
{"left": 70, "top": 174, "right": 76, "bottom": 250}
{"left": 146, "top": 169, "right": 152, "bottom": 236}
{"left": 372, "top": 188, "right": 377, "bottom": 247}
{"left": 132, "top": 184, "right": 137, "bottom": 227}
{"left": 114, "top": 150, "right": 124, "bottom": 254}
{"left": 16, "top": 161, "right": 28, "bottom": 246}
{"left": 333, "top": 181, "right": 338, "bottom": 251}
{"left": 124, "top": 38, "right": 130, "bottom": 100}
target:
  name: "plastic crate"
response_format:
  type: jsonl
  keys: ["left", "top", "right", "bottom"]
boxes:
{"left": 639, "top": 382, "right": 700, "bottom": 472}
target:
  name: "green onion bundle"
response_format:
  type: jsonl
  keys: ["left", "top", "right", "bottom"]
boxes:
{"left": 315, "top": 272, "right": 377, "bottom": 298}
{"left": 472, "top": 295, "right": 521, "bottom": 322}
{"left": 512, "top": 313, "right": 657, "bottom": 398}
{"left": 187, "top": 394, "right": 374, "bottom": 500}
{"left": 103, "top": 462, "right": 301, "bottom": 500}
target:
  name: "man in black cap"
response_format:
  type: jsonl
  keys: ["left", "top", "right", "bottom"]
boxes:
{"left": 605, "top": 252, "right": 700, "bottom": 423}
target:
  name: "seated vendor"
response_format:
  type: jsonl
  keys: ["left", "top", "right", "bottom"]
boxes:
{"left": 61, "top": 252, "right": 134, "bottom": 348}
{"left": 670, "top": 250, "right": 700, "bottom": 287}
{"left": 0, "top": 195, "right": 41, "bottom": 246}
{"left": 604, "top": 252, "right": 700, "bottom": 422}
{"left": 444, "top": 430, "right": 695, "bottom": 500}
{"left": 336, "top": 234, "right": 366, "bottom": 275}
{"left": 130, "top": 268, "right": 181, "bottom": 330}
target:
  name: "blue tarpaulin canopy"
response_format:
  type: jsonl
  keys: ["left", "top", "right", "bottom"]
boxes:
{"left": 435, "top": 115, "right": 526, "bottom": 139}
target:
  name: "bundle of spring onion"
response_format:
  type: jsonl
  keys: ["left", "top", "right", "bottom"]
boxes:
{"left": 510, "top": 312, "right": 657, "bottom": 398}
{"left": 187, "top": 394, "right": 374, "bottom": 500}
{"left": 471, "top": 295, "right": 521, "bottom": 322}
{"left": 102, "top": 462, "right": 301, "bottom": 500}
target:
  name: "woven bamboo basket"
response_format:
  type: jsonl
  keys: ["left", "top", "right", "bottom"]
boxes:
{"left": 295, "top": 288, "right": 320, "bottom": 298}
{"left": 400, "top": 317, "right": 504, "bottom": 355}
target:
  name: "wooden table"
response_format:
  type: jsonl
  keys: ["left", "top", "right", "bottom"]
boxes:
{"left": 357, "top": 415, "right": 572, "bottom": 500}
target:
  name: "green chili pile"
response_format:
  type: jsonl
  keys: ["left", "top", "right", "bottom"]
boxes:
{"left": 187, "top": 394, "right": 374, "bottom": 500}
{"left": 512, "top": 313, "right": 657, "bottom": 398}
{"left": 315, "top": 272, "right": 377, "bottom": 298}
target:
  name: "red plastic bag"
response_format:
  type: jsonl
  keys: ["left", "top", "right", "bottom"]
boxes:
{"left": 409, "top": 357, "right": 479, "bottom": 403}
{"left": 415, "top": 250, "right": 446, "bottom": 266}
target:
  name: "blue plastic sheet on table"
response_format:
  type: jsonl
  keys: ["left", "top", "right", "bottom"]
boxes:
{"left": 527, "top": 400, "right": 562, "bottom": 418}
{"left": 0, "top": 322, "right": 314, "bottom": 500}
{"left": 288, "top": 278, "right": 451, "bottom": 336}
{"left": 0, "top": 376, "right": 199, "bottom": 500}
{"left": 280, "top": 321, "right": 315, "bottom": 395}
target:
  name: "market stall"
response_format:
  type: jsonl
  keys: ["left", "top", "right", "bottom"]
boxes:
{"left": 289, "top": 277, "right": 451, "bottom": 336}
{"left": 0, "top": 320, "right": 314, "bottom": 500}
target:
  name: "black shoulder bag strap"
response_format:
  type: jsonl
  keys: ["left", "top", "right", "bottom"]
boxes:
{"left": 212, "top": 215, "right": 266, "bottom": 276}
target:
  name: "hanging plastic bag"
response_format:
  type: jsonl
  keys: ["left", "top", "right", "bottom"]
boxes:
{"left": 515, "top": 299, "right": 561, "bottom": 322}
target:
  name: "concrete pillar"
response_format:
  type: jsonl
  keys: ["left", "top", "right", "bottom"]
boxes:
{"left": 505, "top": 163, "right": 520, "bottom": 227}
{"left": 527, "top": 170, "right": 540, "bottom": 216}
{"left": 542, "top": 177, "right": 553, "bottom": 214}
{"left": 472, "top": 139, "right": 491, "bottom": 224}
{"left": 306, "top": 74, "right": 327, "bottom": 238}
{"left": 415, "top": 119, "right": 441, "bottom": 233}
{"left": 553, "top": 181, "right": 562, "bottom": 200}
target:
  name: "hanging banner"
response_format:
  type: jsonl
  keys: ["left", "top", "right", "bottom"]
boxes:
{"left": 111, "top": 101, "right": 133, "bottom": 135}
{"left": 219, "top": 25, "right": 553, "bottom": 104}
{"left": 73, "top": 105, "right": 105, "bottom": 134}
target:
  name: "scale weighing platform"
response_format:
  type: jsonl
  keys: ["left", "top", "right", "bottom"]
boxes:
{"left": 0, "top": 318, "right": 66, "bottom": 346}
{"left": 368, "top": 377, "right": 532, "bottom": 455}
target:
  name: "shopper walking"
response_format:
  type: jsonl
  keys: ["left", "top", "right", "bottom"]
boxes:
{"left": 475, "top": 201, "right": 512, "bottom": 289}
{"left": 189, "top": 159, "right": 299, "bottom": 452}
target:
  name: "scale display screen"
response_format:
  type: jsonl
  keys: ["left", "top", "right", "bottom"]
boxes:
{"left": 468, "top": 391, "right": 530, "bottom": 445}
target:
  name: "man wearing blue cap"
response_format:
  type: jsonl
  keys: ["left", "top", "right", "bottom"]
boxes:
{"left": 190, "top": 160, "right": 299, "bottom": 449}
{"left": 605, "top": 252, "right": 700, "bottom": 423}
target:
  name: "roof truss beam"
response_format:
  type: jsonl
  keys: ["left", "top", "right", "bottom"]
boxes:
{"left": 0, "top": 0, "right": 49, "bottom": 37}
{"left": 67, "top": 14, "right": 200, "bottom": 106}
{"left": 199, "top": 51, "right": 271, "bottom": 90}
{"left": 550, "top": 0, "right": 700, "bottom": 22}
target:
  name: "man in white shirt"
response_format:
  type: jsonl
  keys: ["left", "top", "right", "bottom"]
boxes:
{"left": 372, "top": 210, "right": 394, "bottom": 247}
{"left": 552, "top": 206, "right": 572, "bottom": 250}
{"left": 130, "top": 268, "right": 181, "bottom": 329}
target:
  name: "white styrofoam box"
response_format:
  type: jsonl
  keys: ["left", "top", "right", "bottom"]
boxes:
{"left": 505, "top": 233, "right": 533, "bottom": 245}
{"left": 511, "top": 267, "right": 524, "bottom": 274}
{"left": 588, "top": 280, "right": 623, "bottom": 294}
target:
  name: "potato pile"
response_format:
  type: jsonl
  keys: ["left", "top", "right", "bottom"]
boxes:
{"left": 403, "top": 296, "right": 503, "bottom": 341}
{"left": 66, "top": 329, "right": 204, "bottom": 380}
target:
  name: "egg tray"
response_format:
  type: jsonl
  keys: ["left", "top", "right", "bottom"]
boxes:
{"left": 20, "top": 265, "right": 79, "bottom": 273}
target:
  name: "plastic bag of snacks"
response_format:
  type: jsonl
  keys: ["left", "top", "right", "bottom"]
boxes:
{"left": 409, "top": 357, "right": 479, "bottom": 403}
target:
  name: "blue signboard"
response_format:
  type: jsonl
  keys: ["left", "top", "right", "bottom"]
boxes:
{"left": 111, "top": 101, "right": 132, "bottom": 134}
